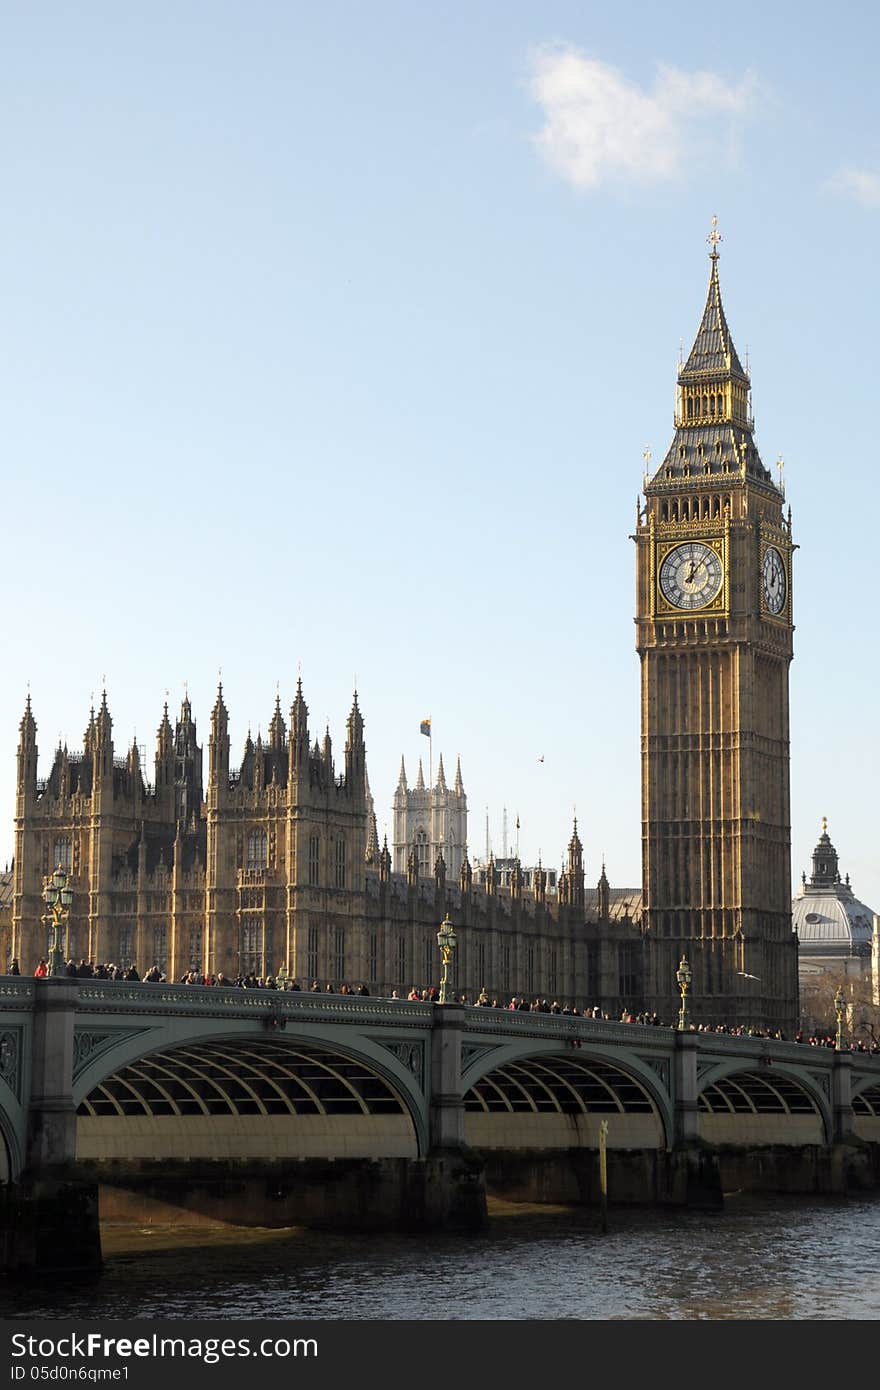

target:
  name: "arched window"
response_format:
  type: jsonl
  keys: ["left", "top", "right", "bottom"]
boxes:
{"left": 118, "top": 925, "right": 134, "bottom": 967}
{"left": 241, "top": 917, "right": 262, "bottom": 976}
{"left": 246, "top": 829, "right": 267, "bottom": 870}
{"left": 416, "top": 829, "right": 430, "bottom": 877}
{"left": 335, "top": 838, "right": 346, "bottom": 888}
{"left": 55, "top": 836, "right": 71, "bottom": 870}
{"left": 188, "top": 926, "right": 203, "bottom": 972}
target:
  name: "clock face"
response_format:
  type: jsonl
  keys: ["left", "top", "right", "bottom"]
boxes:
{"left": 763, "top": 545, "right": 786, "bottom": 615}
{"left": 659, "top": 542, "right": 723, "bottom": 610}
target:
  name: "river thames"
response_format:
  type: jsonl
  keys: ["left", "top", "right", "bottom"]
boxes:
{"left": 3, "top": 1195, "right": 880, "bottom": 1320}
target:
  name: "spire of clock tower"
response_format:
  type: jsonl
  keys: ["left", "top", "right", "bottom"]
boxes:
{"left": 648, "top": 218, "right": 775, "bottom": 491}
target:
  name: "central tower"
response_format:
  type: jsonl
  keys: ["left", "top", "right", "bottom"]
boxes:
{"left": 634, "top": 225, "right": 798, "bottom": 1031}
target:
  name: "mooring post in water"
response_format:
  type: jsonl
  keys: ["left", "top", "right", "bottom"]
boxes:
{"left": 598, "top": 1119, "right": 609, "bottom": 1233}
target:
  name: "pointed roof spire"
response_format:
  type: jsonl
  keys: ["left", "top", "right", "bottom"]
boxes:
{"left": 365, "top": 811, "right": 380, "bottom": 864}
{"left": 290, "top": 676, "right": 308, "bottom": 736}
{"left": 416, "top": 759, "right": 425, "bottom": 791}
{"left": 19, "top": 691, "right": 36, "bottom": 737}
{"left": 569, "top": 816, "right": 582, "bottom": 853}
{"left": 212, "top": 681, "right": 228, "bottom": 726}
{"left": 454, "top": 756, "right": 465, "bottom": 796}
{"left": 268, "top": 691, "right": 286, "bottom": 749}
{"left": 680, "top": 218, "right": 747, "bottom": 380}
{"left": 346, "top": 688, "right": 364, "bottom": 746}
{"left": 435, "top": 753, "right": 447, "bottom": 791}
{"left": 397, "top": 755, "right": 407, "bottom": 789}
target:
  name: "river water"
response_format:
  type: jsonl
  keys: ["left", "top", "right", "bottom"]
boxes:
{"left": 3, "top": 1195, "right": 880, "bottom": 1321}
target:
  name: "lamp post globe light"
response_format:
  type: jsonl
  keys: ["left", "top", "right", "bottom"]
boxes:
{"left": 42, "top": 865, "right": 74, "bottom": 978}
{"left": 436, "top": 914, "right": 457, "bottom": 1005}
{"left": 676, "top": 955, "right": 692, "bottom": 1031}
{"left": 834, "top": 985, "right": 847, "bottom": 1051}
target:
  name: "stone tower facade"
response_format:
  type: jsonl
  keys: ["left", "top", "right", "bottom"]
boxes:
{"left": 12, "top": 684, "right": 370, "bottom": 984}
{"left": 634, "top": 231, "right": 798, "bottom": 1031}
{"left": 12, "top": 692, "right": 207, "bottom": 974}
{"left": 392, "top": 754, "right": 467, "bottom": 881}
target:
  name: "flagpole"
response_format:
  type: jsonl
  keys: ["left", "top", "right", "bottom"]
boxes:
{"left": 429, "top": 721, "right": 433, "bottom": 789}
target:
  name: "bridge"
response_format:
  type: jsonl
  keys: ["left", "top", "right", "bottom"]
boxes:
{"left": 2, "top": 978, "right": 880, "bottom": 1269}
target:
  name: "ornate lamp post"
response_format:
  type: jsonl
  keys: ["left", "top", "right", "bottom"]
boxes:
{"left": 676, "top": 955, "right": 692, "bottom": 1031}
{"left": 436, "top": 913, "right": 457, "bottom": 1004}
{"left": 42, "top": 866, "right": 74, "bottom": 978}
{"left": 834, "top": 985, "right": 847, "bottom": 1051}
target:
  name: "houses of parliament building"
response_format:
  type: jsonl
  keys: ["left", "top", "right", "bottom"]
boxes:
{"left": 6, "top": 232, "right": 799, "bottom": 1030}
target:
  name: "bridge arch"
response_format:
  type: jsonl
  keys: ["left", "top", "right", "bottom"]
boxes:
{"left": 697, "top": 1061, "right": 831, "bottom": 1145}
{"left": 850, "top": 1078, "right": 880, "bottom": 1143}
{"left": 73, "top": 1022, "right": 430, "bottom": 1159}
{"left": 0, "top": 1100, "right": 20, "bottom": 1183}
{"left": 462, "top": 1041, "right": 672, "bottom": 1150}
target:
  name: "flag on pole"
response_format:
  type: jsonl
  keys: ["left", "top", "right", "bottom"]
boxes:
{"left": 420, "top": 718, "right": 431, "bottom": 737}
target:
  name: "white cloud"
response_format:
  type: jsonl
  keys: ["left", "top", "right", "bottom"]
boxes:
{"left": 527, "top": 44, "right": 761, "bottom": 190}
{"left": 826, "top": 167, "right": 880, "bottom": 208}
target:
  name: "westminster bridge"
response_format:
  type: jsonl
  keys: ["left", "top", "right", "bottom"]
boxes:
{"left": 2, "top": 978, "right": 880, "bottom": 1268}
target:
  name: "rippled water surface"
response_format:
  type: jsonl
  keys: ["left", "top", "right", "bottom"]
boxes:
{"left": 4, "top": 1197, "right": 880, "bottom": 1320}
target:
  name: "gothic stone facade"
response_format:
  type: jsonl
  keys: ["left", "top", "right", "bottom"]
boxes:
{"left": 10, "top": 688, "right": 645, "bottom": 1013}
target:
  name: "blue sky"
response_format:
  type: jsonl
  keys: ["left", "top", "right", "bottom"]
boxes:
{"left": 2, "top": 1, "right": 878, "bottom": 910}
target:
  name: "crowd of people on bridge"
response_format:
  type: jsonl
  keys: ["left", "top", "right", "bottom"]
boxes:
{"left": 9, "top": 958, "right": 880, "bottom": 1053}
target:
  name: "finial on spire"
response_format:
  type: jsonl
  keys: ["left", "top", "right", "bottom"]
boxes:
{"left": 707, "top": 214, "right": 722, "bottom": 260}
{"left": 822, "top": 815, "right": 828, "bottom": 835}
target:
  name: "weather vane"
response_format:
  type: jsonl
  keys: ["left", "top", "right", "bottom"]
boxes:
{"left": 707, "top": 215, "right": 722, "bottom": 258}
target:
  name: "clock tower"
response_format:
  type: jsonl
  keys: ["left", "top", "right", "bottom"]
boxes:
{"left": 634, "top": 225, "right": 798, "bottom": 1032}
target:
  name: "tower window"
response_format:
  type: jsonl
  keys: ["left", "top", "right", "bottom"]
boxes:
{"left": 307, "top": 923, "right": 320, "bottom": 979}
{"left": 153, "top": 926, "right": 167, "bottom": 973}
{"left": 335, "top": 838, "right": 346, "bottom": 888}
{"left": 308, "top": 834, "right": 320, "bottom": 885}
{"left": 55, "top": 837, "right": 72, "bottom": 870}
{"left": 246, "top": 829, "right": 267, "bottom": 870}
{"left": 332, "top": 925, "right": 345, "bottom": 980}
{"left": 416, "top": 829, "right": 430, "bottom": 877}
{"left": 240, "top": 917, "right": 263, "bottom": 976}
{"left": 368, "top": 932, "right": 378, "bottom": 983}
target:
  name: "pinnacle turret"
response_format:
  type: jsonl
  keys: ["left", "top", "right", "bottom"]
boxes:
{"left": 809, "top": 817, "right": 840, "bottom": 888}
{"left": 415, "top": 759, "right": 425, "bottom": 791}
{"left": 435, "top": 754, "right": 447, "bottom": 791}
{"left": 269, "top": 692, "right": 286, "bottom": 749}
{"left": 454, "top": 756, "right": 465, "bottom": 796}
{"left": 346, "top": 689, "right": 364, "bottom": 748}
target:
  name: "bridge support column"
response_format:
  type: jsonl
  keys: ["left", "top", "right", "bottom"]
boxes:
{"left": 672, "top": 1030, "right": 700, "bottom": 1144}
{"left": 429, "top": 1002, "right": 466, "bottom": 1149}
{"left": 27, "top": 979, "right": 79, "bottom": 1170}
{"left": 1, "top": 979, "right": 102, "bottom": 1274}
{"left": 831, "top": 1051, "right": 854, "bottom": 1142}
{"left": 427, "top": 1003, "right": 487, "bottom": 1230}
{"left": 670, "top": 1030, "right": 721, "bottom": 1207}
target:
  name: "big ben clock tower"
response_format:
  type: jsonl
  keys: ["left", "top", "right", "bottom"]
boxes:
{"left": 635, "top": 222, "right": 798, "bottom": 1032}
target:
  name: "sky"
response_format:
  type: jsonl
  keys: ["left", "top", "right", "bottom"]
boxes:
{"left": 1, "top": 0, "right": 878, "bottom": 910}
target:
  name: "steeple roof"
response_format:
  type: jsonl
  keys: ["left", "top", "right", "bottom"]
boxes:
{"left": 680, "top": 251, "right": 747, "bottom": 381}
{"left": 650, "top": 223, "right": 775, "bottom": 489}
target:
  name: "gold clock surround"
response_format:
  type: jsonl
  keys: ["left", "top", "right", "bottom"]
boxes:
{"left": 655, "top": 535, "right": 726, "bottom": 615}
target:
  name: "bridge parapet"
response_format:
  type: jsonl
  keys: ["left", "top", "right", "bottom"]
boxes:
{"left": 76, "top": 982, "right": 434, "bottom": 1028}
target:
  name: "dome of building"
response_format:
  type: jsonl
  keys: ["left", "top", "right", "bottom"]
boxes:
{"left": 792, "top": 820, "right": 876, "bottom": 959}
